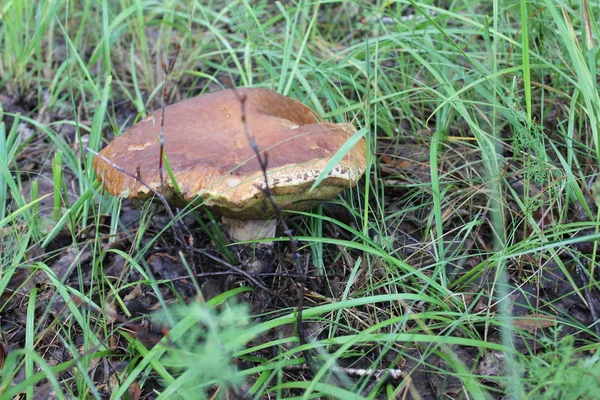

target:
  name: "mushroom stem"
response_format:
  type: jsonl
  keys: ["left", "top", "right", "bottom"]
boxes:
{"left": 221, "top": 216, "right": 277, "bottom": 243}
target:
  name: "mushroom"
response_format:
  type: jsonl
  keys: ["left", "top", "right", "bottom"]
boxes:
{"left": 93, "top": 88, "right": 367, "bottom": 246}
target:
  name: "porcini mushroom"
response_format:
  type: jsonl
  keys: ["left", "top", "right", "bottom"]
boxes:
{"left": 93, "top": 88, "right": 367, "bottom": 244}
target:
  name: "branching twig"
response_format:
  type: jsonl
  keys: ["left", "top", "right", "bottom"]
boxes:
{"left": 88, "top": 148, "right": 174, "bottom": 211}
{"left": 231, "top": 89, "right": 316, "bottom": 373}
{"left": 90, "top": 148, "right": 198, "bottom": 281}
{"left": 155, "top": 44, "right": 199, "bottom": 281}
{"left": 194, "top": 248, "right": 286, "bottom": 304}
{"left": 158, "top": 43, "right": 181, "bottom": 200}
{"left": 166, "top": 271, "right": 319, "bottom": 281}
{"left": 284, "top": 363, "right": 404, "bottom": 380}
{"left": 87, "top": 43, "right": 197, "bottom": 288}
{"left": 283, "top": 363, "right": 406, "bottom": 393}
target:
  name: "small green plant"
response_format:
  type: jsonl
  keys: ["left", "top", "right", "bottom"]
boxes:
{"left": 156, "top": 300, "right": 253, "bottom": 399}
{"left": 508, "top": 79, "right": 549, "bottom": 186}
{"left": 520, "top": 331, "right": 600, "bottom": 399}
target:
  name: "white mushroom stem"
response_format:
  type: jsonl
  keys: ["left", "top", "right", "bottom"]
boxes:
{"left": 221, "top": 216, "right": 277, "bottom": 244}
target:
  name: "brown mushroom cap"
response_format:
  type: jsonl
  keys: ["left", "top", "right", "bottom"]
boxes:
{"left": 93, "top": 88, "right": 367, "bottom": 219}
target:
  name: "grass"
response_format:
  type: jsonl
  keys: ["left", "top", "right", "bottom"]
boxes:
{"left": 2, "top": 0, "right": 600, "bottom": 398}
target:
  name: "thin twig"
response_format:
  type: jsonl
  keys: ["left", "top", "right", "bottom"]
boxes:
{"left": 194, "top": 248, "right": 286, "bottom": 304}
{"left": 87, "top": 45, "right": 199, "bottom": 288}
{"left": 166, "top": 271, "right": 337, "bottom": 281}
{"left": 231, "top": 88, "right": 316, "bottom": 373}
{"left": 88, "top": 149, "right": 188, "bottom": 244}
{"left": 155, "top": 44, "right": 199, "bottom": 281}
{"left": 158, "top": 43, "right": 181, "bottom": 200}
{"left": 283, "top": 363, "right": 404, "bottom": 380}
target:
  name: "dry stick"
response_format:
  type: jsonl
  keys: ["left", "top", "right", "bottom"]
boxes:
{"left": 155, "top": 44, "right": 199, "bottom": 279}
{"left": 87, "top": 149, "right": 199, "bottom": 290}
{"left": 168, "top": 271, "right": 318, "bottom": 281}
{"left": 194, "top": 248, "right": 285, "bottom": 304}
{"left": 88, "top": 150, "right": 182, "bottom": 234}
{"left": 231, "top": 89, "right": 316, "bottom": 373}
{"left": 158, "top": 43, "right": 181, "bottom": 201}
{"left": 283, "top": 364, "right": 404, "bottom": 381}
{"left": 157, "top": 44, "right": 200, "bottom": 281}
{"left": 283, "top": 363, "right": 408, "bottom": 398}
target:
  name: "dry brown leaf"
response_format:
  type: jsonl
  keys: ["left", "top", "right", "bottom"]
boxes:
{"left": 380, "top": 154, "right": 415, "bottom": 169}
{"left": 128, "top": 381, "right": 141, "bottom": 400}
{"left": 123, "top": 284, "right": 144, "bottom": 302}
{"left": 513, "top": 313, "right": 556, "bottom": 332}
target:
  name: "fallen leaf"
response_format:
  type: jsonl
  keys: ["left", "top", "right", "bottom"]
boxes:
{"left": 123, "top": 284, "right": 144, "bottom": 302}
{"left": 128, "top": 381, "right": 141, "bottom": 400}
{"left": 513, "top": 313, "right": 556, "bottom": 332}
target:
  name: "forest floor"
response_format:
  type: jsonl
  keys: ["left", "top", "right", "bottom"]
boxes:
{"left": 2, "top": 1, "right": 600, "bottom": 399}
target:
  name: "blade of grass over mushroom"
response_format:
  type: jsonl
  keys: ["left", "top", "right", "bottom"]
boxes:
{"left": 162, "top": 152, "right": 182, "bottom": 196}
{"left": 309, "top": 127, "right": 368, "bottom": 192}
